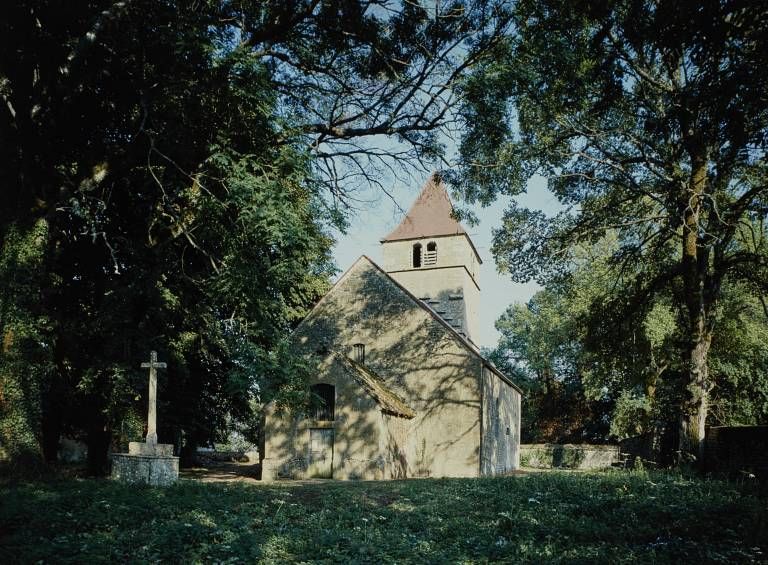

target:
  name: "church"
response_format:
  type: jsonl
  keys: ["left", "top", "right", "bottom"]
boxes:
{"left": 261, "top": 174, "right": 521, "bottom": 480}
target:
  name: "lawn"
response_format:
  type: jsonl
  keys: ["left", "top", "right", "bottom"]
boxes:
{"left": 1, "top": 470, "right": 766, "bottom": 563}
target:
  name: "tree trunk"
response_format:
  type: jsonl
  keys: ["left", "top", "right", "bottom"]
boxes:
{"left": 86, "top": 419, "right": 111, "bottom": 476}
{"left": 679, "top": 326, "right": 712, "bottom": 463}
{"left": 679, "top": 151, "right": 714, "bottom": 464}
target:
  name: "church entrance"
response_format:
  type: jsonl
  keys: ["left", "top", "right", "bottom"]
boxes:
{"left": 308, "top": 428, "right": 334, "bottom": 478}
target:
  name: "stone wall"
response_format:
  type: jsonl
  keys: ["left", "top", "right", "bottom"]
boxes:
{"left": 481, "top": 365, "right": 521, "bottom": 475}
{"left": 111, "top": 454, "right": 179, "bottom": 486}
{"left": 521, "top": 444, "right": 620, "bottom": 470}
{"left": 382, "top": 413, "right": 409, "bottom": 479}
{"left": 705, "top": 426, "right": 768, "bottom": 476}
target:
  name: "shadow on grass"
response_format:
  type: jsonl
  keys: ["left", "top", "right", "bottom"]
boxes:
{"left": 1, "top": 470, "right": 766, "bottom": 563}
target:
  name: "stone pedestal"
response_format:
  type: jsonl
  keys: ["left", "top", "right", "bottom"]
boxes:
{"left": 111, "top": 442, "right": 179, "bottom": 486}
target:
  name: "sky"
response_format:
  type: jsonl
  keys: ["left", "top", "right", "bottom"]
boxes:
{"left": 331, "top": 174, "right": 562, "bottom": 350}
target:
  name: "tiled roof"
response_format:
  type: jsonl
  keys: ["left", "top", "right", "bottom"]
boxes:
{"left": 381, "top": 173, "right": 468, "bottom": 242}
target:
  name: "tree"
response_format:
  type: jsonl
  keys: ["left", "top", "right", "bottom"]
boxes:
{"left": 490, "top": 236, "right": 768, "bottom": 458}
{"left": 0, "top": 1, "right": 511, "bottom": 472}
{"left": 491, "top": 290, "right": 607, "bottom": 443}
{"left": 458, "top": 0, "right": 768, "bottom": 460}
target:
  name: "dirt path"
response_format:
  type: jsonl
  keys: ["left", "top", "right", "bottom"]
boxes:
{"left": 180, "top": 461, "right": 262, "bottom": 484}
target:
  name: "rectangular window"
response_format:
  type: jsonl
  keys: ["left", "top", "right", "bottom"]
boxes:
{"left": 310, "top": 383, "right": 335, "bottom": 420}
{"left": 353, "top": 343, "right": 365, "bottom": 363}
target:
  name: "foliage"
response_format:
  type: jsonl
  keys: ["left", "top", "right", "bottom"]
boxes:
{"left": 457, "top": 0, "right": 768, "bottom": 456}
{"left": 490, "top": 284, "right": 607, "bottom": 443}
{"left": 0, "top": 1, "right": 337, "bottom": 471}
{"left": 1, "top": 471, "right": 766, "bottom": 563}
{"left": 491, "top": 238, "right": 768, "bottom": 446}
{"left": 0, "top": 221, "right": 54, "bottom": 469}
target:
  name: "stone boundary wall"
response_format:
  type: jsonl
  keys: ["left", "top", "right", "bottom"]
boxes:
{"left": 521, "top": 444, "right": 620, "bottom": 470}
{"left": 705, "top": 426, "right": 768, "bottom": 475}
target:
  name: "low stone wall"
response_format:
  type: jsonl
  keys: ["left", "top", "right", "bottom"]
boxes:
{"left": 705, "top": 426, "right": 768, "bottom": 476}
{"left": 521, "top": 444, "right": 620, "bottom": 470}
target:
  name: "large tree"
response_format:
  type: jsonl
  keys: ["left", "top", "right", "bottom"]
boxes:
{"left": 0, "top": 1, "right": 510, "bottom": 472}
{"left": 458, "top": 0, "right": 768, "bottom": 460}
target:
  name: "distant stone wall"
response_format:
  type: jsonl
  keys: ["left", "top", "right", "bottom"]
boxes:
{"left": 195, "top": 449, "right": 250, "bottom": 463}
{"left": 705, "top": 426, "right": 768, "bottom": 475}
{"left": 521, "top": 444, "right": 620, "bottom": 470}
{"left": 59, "top": 437, "right": 88, "bottom": 463}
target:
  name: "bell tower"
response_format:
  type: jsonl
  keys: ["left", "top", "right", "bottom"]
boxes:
{"left": 380, "top": 174, "right": 481, "bottom": 342}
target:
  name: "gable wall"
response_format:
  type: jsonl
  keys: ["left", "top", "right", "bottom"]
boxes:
{"left": 292, "top": 260, "right": 483, "bottom": 478}
{"left": 481, "top": 366, "right": 521, "bottom": 475}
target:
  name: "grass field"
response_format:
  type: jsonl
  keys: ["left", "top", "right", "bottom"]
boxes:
{"left": 1, "top": 470, "right": 766, "bottom": 563}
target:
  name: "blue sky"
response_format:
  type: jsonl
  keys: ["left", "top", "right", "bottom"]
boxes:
{"left": 332, "top": 174, "right": 561, "bottom": 349}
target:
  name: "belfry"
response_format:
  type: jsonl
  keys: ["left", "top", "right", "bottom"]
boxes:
{"left": 380, "top": 174, "right": 481, "bottom": 342}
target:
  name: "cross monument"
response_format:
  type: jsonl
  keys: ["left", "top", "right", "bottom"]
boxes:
{"left": 141, "top": 350, "right": 167, "bottom": 445}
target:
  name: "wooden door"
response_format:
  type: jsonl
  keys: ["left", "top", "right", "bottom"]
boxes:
{"left": 308, "top": 428, "right": 334, "bottom": 478}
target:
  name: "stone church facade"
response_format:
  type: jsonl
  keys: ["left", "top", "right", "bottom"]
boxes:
{"left": 261, "top": 175, "right": 521, "bottom": 480}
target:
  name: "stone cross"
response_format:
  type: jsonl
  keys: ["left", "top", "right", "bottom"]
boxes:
{"left": 141, "top": 350, "right": 167, "bottom": 445}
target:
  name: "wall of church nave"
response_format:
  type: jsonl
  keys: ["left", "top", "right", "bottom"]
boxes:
{"left": 480, "top": 367, "right": 521, "bottom": 476}
{"left": 405, "top": 409, "right": 482, "bottom": 478}
{"left": 402, "top": 361, "right": 482, "bottom": 478}
{"left": 261, "top": 409, "right": 388, "bottom": 481}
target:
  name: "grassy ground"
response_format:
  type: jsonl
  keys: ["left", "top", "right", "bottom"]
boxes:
{"left": 1, "top": 470, "right": 766, "bottom": 563}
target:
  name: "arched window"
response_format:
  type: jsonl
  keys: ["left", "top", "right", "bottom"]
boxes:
{"left": 310, "top": 383, "right": 335, "bottom": 421}
{"left": 425, "top": 241, "right": 437, "bottom": 265}
{"left": 412, "top": 243, "right": 422, "bottom": 268}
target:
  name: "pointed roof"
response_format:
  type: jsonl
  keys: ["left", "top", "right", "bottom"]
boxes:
{"left": 381, "top": 173, "right": 468, "bottom": 242}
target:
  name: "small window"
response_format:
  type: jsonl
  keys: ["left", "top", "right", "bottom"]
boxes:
{"left": 412, "top": 243, "right": 422, "bottom": 268}
{"left": 310, "top": 383, "right": 335, "bottom": 420}
{"left": 353, "top": 343, "right": 365, "bottom": 363}
{"left": 424, "top": 241, "right": 437, "bottom": 265}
